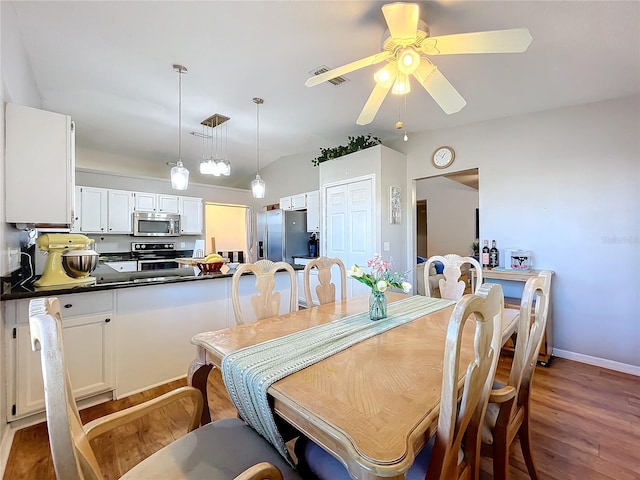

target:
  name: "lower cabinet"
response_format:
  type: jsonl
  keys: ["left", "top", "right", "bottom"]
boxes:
{"left": 6, "top": 292, "right": 115, "bottom": 420}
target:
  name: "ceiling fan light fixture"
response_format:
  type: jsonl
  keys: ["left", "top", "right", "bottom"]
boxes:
{"left": 397, "top": 47, "right": 420, "bottom": 74}
{"left": 170, "top": 64, "right": 189, "bottom": 190}
{"left": 392, "top": 71, "right": 411, "bottom": 95}
{"left": 374, "top": 62, "right": 397, "bottom": 88}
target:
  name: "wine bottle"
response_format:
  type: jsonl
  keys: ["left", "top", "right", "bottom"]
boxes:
{"left": 482, "top": 240, "right": 490, "bottom": 268}
{"left": 489, "top": 240, "right": 499, "bottom": 269}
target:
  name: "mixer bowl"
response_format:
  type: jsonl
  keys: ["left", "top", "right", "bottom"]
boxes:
{"left": 62, "top": 250, "right": 99, "bottom": 278}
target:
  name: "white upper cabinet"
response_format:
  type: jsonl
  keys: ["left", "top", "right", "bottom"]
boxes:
{"left": 77, "top": 186, "right": 108, "bottom": 233}
{"left": 279, "top": 196, "right": 293, "bottom": 210}
{"left": 158, "top": 194, "right": 180, "bottom": 214}
{"left": 107, "top": 189, "right": 134, "bottom": 233}
{"left": 179, "top": 196, "right": 203, "bottom": 235}
{"left": 291, "top": 194, "right": 306, "bottom": 210}
{"left": 306, "top": 190, "right": 320, "bottom": 232}
{"left": 6, "top": 103, "right": 75, "bottom": 225}
{"left": 133, "top": 192, "right": 180, "bottom": 213}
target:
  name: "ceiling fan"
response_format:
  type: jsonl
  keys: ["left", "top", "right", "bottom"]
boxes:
{"left": 306, "top": 2, "right": 532, "bottom": 125}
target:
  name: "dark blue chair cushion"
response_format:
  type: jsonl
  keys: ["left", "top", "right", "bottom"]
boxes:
{"left": 294, "top": 435, "right": 435, "bottom": 480}
{"left": 417, "top": 256, "right": 427, "bottom": 264}
{"left": 433, "top": 261, "right": 445, "bottom": 274}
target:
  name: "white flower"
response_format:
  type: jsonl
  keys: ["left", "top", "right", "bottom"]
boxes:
{"left": 401, "top": 281, "right": 412, "bottom": 293}
{"left": 376, "top": 280, "right": 388, "bottom": 292}
{"left": 347, "top": 265, "right": 363, "bottom": 278}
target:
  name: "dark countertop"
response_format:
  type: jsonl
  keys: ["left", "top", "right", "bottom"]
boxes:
{"left": 2, "top": 262, "right": 305, "bottom": 301}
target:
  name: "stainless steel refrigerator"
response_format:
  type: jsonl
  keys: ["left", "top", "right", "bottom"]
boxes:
{"left": 257, "top": 210, "right": 308, "bottom": 263}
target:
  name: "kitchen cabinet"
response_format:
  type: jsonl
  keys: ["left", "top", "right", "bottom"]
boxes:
{"left": 105, "top": 261, "right": 137, "bottom": 272}
{"left": 179, "top": 196, "right": 203, "bottom": 235}
{"left": 5, "top": 292, "right": 115, "bottom": 420}
{"left": 134, "top": 192, "right": 180, "bottom": 213}
{"left": 306, "top": 190, "right": 320, "bottom": 232}
{"left": 279, "top": 193, "right": 306, "bottom": 211}
{"left": 107, "top": 189, "right": 134, "bottom": 233}
{"left": 75, "top": 187, "right": 133, "bottom": 234}
{"left": 77, "top": 186, "right": 108, "bottom": 233}
{"left": 6, "top": 103, "right": 75, "bottom": 226}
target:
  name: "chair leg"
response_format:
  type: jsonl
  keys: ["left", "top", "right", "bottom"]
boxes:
{"left": 518, "top": 411, "right": 539, "bottom": 480}
{"left": 491, "top": 436, "right": 510, "bottom": 480}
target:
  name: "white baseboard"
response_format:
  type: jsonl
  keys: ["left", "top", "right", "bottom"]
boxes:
{"left": 553, "top": 349, "right": 640, "bottom": 376}
{"left": 115, "top": 374, "right": 187, "bottom": 400}
{"left": 1, "top": 426, "right": 16, "bottom": 478}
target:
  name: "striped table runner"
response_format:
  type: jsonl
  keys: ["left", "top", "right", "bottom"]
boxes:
{"left": 221, "top": 295, "right": 455, "bottom": 462}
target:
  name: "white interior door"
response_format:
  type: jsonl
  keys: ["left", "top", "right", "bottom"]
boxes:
{"left": 325, "top": 178, "right": 373, "bottom": 298}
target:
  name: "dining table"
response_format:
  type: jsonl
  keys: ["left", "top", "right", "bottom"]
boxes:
{"left": 187, "top": 292, "right": 520, "bottom": 480}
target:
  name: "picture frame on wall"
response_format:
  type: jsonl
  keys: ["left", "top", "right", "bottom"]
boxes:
{"left": 390, "top": 186, "right": 401, "bottom": 224}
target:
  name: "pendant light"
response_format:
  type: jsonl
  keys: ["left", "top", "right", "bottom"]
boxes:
{"left": 251, "top": 97, "right": 265, "bottom": 198}
{"left": 170, "top": 64, "right": 189, "bottom": 190}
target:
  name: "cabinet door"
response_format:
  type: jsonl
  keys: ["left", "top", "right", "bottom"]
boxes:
{"left": 70, "top": 186, "right": 82, "bottom": 233}
{"left": 79, "top": 186, "right": 108, "bottom": 233}
{"left": 107, "top": 189, "right": 134, "bottom": 233}
{"left": 14, "top": 313, "right": 114, "bottom": 418}
{"left": 306, "top": 190, "right": 320, "bottom": 232}
{"left": 280, "top": 197, "right": 292, "bottom": 210}
{"left": 291, "top": 194, "right": 307, "bottom": 210}
{"left": 134, "top": 192, "right": 157, "bottom": 212}
{"left": 158, "top": 195, "right": 180, "bottom": 214}
{"left": 6, "top": 104, "right": 75, "bottom": 225}
{"left": 179, "top": 196, "right": 203, "bottom": 234}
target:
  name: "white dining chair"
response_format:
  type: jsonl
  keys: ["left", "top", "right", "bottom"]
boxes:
{"left": 424, "top": 254, "right": 483, "bottom": 300}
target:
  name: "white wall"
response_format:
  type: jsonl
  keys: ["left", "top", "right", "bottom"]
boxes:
{"left": 1, "top": 0, "right": 44, "bottom": 467}
{"left": 391, "top": 95, "right": 640, "bottom": 369}
{"left": 258, "top": 151, "right": 319, "bottom": 205}
{"left": 416, "top": 177, "right": 478, "bottom": 258}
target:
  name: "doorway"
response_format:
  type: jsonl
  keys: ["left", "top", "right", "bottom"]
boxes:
{"left": 415, "top": 168, "right": 479, "bottom": 259}
{"left": 204, "top": 203, "right": 249, "bottom": 258}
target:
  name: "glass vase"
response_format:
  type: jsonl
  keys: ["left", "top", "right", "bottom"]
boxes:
{"left": 369, "top": 290, "right": 387, "bottom": 321}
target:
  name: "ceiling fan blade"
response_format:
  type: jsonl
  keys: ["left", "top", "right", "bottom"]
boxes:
{"left": 420, "top": 28, "right": 532, "bottom": 55}
{"left": 413, "top": 61, "right": 466, "bottom": 114}
{"left": 357, "top": 83, "right": 393, "bottom": 125}
{"left": 305, "top": 52, "right": 392, "bottom": 87}
{"left": 382, "top": 2, "right": 420, "bottom": 45}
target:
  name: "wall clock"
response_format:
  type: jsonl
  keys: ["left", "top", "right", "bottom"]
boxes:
{"left": 432, "top": 146, "right": 455, "bottom": 169}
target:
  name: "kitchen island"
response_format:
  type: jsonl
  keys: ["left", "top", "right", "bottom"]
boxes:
{"left": 2, "top": 263, "right": 300, "bottom": 425}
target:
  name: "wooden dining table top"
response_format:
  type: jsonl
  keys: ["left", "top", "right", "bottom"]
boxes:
{"left": 191, "top": 293, "right": 520, "bottom": 480}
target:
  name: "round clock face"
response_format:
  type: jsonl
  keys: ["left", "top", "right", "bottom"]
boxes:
{"left": 432, "top": 146, "right": 455, "bottom": 168}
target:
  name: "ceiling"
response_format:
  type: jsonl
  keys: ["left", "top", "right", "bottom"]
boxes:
{"left": 7, "top": 1, "right": 640, "bottom": 189}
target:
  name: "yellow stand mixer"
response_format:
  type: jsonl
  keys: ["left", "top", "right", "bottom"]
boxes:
{"left": 34, "top": 233, "right": 99, "bottom": 288}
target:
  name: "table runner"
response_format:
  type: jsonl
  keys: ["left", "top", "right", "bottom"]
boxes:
{"left": 221, "top": 295, "right": 455, "bottom": 462}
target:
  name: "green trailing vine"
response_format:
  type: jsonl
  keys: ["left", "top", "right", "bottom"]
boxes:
{"left": 312, "top": 134, "right": 382, "bottom": 166}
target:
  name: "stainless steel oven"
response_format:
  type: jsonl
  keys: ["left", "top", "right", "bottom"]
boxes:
{"left": 131, "top": 242, "right": 184, "bottom": 271}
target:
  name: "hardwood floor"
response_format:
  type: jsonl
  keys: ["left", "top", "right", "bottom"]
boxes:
{"left": 3, "top": 357, "right": 639, "bottom": 479}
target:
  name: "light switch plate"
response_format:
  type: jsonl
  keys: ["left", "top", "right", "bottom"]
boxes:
{"left": 383, "top": 242, "right": 390, "bottom": 251}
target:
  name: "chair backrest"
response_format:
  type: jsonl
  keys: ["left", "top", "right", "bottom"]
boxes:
{"left": 302, "top": 256, "right": 347, "bottom": 306}
{"left": 29, "top": 297, "right": 103, "bottom": 480}
{"left": 427, "top": 283, "right": 503, "bottom": 480}
{"left": 232, "top": 260, "right": 298, "bottom": 324}
{"left": 424, "top": 254, "right": 483, "bottom": 300}
{"left": 503, "top": 270, "right": 552, "bottom": 421}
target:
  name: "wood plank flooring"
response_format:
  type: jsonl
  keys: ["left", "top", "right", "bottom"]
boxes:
{"left": 3, "top": 357, "right": 640, "bottom": 479}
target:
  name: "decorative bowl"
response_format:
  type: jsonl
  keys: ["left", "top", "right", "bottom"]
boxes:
{"left": 196, "top": 261, "right": 224, "bottom": 273}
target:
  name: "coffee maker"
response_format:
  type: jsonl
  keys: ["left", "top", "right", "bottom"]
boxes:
{"left": 34, "top": 233, "right": 99, "bottom": 289}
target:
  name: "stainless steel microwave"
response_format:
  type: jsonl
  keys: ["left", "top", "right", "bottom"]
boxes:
{"left": 132, "top": 211, "right": 180, "bottom": 237}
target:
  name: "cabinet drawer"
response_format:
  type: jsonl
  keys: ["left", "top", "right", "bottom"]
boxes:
{"left": 13, "top": 292, "right": 114, "bottom": 325}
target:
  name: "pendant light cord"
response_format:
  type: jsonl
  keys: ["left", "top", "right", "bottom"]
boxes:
{"left": 254, "top": 97, "right": 264, "bottom": 174}
{"left": 178, "top": 68, "right": 182, "bottom": 162}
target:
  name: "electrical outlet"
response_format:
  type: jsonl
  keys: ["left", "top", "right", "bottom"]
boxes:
{"left": 8, "top": 248, "right": 20, "bottom": 271}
